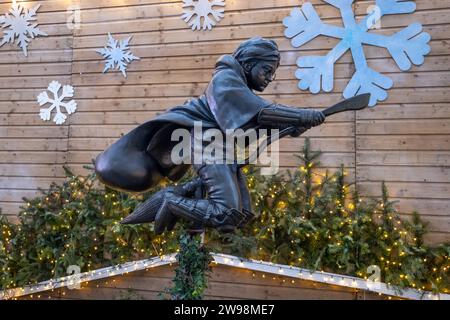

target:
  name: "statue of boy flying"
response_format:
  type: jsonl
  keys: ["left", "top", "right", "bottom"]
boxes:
{"left": 95, "top": 37, "right": 367, "bottom": 234}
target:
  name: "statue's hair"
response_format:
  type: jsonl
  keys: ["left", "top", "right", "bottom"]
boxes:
{"left": 232, "top": 37, "right": 280, "bottom": 69}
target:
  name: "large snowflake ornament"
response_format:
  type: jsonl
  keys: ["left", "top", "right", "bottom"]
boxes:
{"left": 0, "top": 1, "right": 47, "bottom": 56}
{"left": 96, "top": 33, "right": 140, "bottom": 78}
{"left": 37, "top": 81, "right": 77, "bottom": 125}
{"left": 283, "top": 0, "right": 431, "bottom": 106}
{"left": 182, "top": 0, "right": 225, "bottom": 31}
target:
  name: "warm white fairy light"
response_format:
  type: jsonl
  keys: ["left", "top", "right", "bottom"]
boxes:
{"left": 1, "top": 253, "right": 448, "bottom": 301}
{"left": 211, "top": 253, "right": 447, "bottom": 301}
{"left": 0, "top": 254, "right": 177, "bottom": 300}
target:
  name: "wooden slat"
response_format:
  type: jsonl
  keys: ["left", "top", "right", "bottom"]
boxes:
{"left": 357, "top": 151, "right": 450, "bottom": 166}
{"left": 0, "top": 36, "right": 73, "bottom": 53}
{"left": 397, "top": 215, "right": 450, "bottom": 234}
{"left": 424, "top": 232, "right": 450, "bottom": 245}
{"left": 0, "top": 202, "right": 24, "bottom": 216}
{"left": 0, "top": 177, "right": 65, "bottom": 189}
{"left": 0, "top": 62, "right": 72, "bottom": 77}
{"left": 0, "top": 151, "right": 67, "bottom": 164}
{"left": 357, "top": 119, "right": 450, "bottom": 135}
{"left": 356, "top": 136, "right": 450, "bottom": 151}
{"left": 71, "top": 55, "right": 450, "bottom": 75}
{"left": 0, "top": 164, "right": 65, "bottom": 177}
{"left": 357, "top": 166, "right": 450, "bottom": 183}
{"left": 69, "top": 36, "right": 449, "bottom": 62}
{"left": 358, "top": 181, "right": 450, "bottom": 200}
{"left": 72, "top": 6, "right": 450, "bottom": 37}
{"left": 356, "top": 103, "right": 450, "bottom": 120}
{"left": 0, "top": 50, "right": 73, "bottom": 64}
{"left": 0, "top": 126, "right": 69, "bottom": 138}
{"left": 0, "top": 189, "right": 42, "bottom": 202}
{"left": 0, "top": 139, "right": 67, "bottom": 151}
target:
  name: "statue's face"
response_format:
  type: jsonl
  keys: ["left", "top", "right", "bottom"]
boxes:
{"left": 248, "top": 60, "right": 278, "bottom": 92}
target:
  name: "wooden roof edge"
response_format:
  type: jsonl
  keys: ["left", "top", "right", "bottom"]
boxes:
{"left": 1, "top": 252, "right": 448, "bottom": 301}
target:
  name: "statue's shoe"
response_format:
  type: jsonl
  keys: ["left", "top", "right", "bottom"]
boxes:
{"left": 120, "top": 188, "right": 172, "bottom": 225}
{"left": 122, "top": 178, "right": 205, "bottom": 232}
{"left": 154, "top": 191, "right": 177, "bottom": 235}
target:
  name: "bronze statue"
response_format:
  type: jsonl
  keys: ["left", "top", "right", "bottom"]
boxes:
{"left": 95, "top": 37, "right": 369, "bottom": 234}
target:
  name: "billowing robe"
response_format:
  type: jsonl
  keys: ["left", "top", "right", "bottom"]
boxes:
{"left": 95, "top": 55, "right": 273, "bottom": 192}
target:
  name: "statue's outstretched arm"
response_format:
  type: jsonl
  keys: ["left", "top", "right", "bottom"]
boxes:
{"left": 257, "top": 104, "right": 325, "bottom": 129}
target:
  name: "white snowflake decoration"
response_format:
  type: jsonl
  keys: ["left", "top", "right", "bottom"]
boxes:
{"left": 0, "top": 1, "right": 47, "bottom": 56}
{"left": 283, "top": 0, "right": 431, "bottom": 106}
{"left": 96, "top": 33, "right": 140, "bottom": 78}
{"left": 182, "top": 0, "right": 225, "bottom": 31}
{"left": 37, "top": 81, "right": 77, "bottom": 125}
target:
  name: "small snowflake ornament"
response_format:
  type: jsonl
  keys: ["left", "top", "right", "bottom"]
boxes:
{"left": 96, "top": 33, "right": 140, "bottom": 78}
{"left": 37, "top": 81, "right": 77, "bottom": 125}
{"left": 0, "top": 1, "right": 47, "bottom": 56}
{"left": 283, "top": 0, "right": 431, "bottom": 106}
{"left": 182, "top": 0, "right": 225, "bottom": 31}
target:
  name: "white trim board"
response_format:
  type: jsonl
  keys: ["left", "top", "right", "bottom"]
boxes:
{"left": 1, "top": 253, "right": 448, "bottom": 300}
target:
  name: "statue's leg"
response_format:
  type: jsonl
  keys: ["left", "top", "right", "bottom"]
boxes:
{"left": 120, "top": 177, "right": 203, "bottom": 225}
{"left": 235, "top": 166, "right": 256, "bottom": 227}
{"left": 236, "top": 166, "right": 252, "bottom": 212}
{"left": 194, "top": 163, "right": 242, "bottom": 211}
{"left": 159, "top": 193, "right": 246, "bottom": 234}
{"left": 154, "top": 164, "right": 246, "bottom": 234}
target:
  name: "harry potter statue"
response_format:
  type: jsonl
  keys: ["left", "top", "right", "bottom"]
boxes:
{"left": 94, "top": 37, "right": 369, "bottom": 234}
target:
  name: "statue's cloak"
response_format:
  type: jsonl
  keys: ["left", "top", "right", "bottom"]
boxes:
{"left": 95, "top": 55, "right": 273, "bottom": 192}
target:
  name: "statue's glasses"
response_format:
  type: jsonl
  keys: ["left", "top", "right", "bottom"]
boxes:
{"left": 263, "top": 68, "right": 276, "bottom": 82}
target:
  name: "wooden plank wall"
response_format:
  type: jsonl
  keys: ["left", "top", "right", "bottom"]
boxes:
{"left": 0, "top": 0, "right": 74, "bottom": 219}
{"left": 0, "top": 0, "right": 449, "bottom": 244}
{"left": 351, "top": 1, "right": 450, "bottom": 245}
{"left": 20, "top": 264, "right": 387, "bottom": 300}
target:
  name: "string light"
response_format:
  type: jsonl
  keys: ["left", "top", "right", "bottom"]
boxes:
{"left": 3, "top": 253, "right": 444, "bottom": 300}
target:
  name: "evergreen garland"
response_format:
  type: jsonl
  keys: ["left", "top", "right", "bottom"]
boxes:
{"left": 0, "top": 166, "right": 180, "bottom": 289}
{"left": 162, "top": 233, "right": 212, "bottom": 300}
{"left": 0, "top": 140, "right": 449, "bottom": 297}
